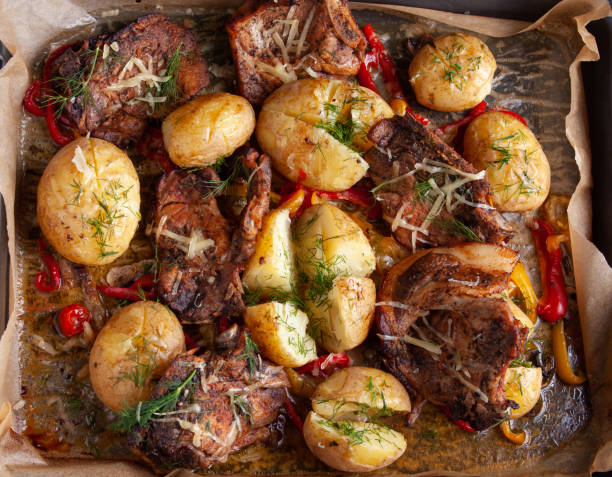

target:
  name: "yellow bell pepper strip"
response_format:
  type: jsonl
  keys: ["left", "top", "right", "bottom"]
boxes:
{"left": 510, "top": 262, "right": 538, "bottom": 323}
{"left": 542, "top": 194, "right": 570, "bottom": 232}
{"left": 500, "top": 421, "right": 526, "bottom": 445}
{"left": 390, "top": 98, "right": 408, "bottom": 117}
{"left": 552, "top": 319, "right": 587, "bottom": 385}
{"left": 277, "top": 188, "right": 306, "bottom": 217}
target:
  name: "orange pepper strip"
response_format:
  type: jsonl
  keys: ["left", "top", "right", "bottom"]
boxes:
{"left": 552, "top": 319, "right": 586, "bottom": 385}
{"left": 509, "top": 262, "right": 538, "bottom": 323}
{"left": 500, "top": 421, "right": 526, "bottom": 445}
{"left": 277, "top": 188, "right": 305, "bottom": 216}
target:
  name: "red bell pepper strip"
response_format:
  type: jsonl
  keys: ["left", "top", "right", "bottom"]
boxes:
{"left": 35, "top": 239, "right": 61, "bottom": 293}
{"left": 529, "top": 218, "right": 568, "bottom": 323}
{"left": 284, "top": 398, "right": 304, "bottom": 432}
{"left": 57, "top": 304, "right": 91, "bottom": 337}
{"left": 97, "top": 285, "right": 156, "bottom": 302}
{"left": 129, "top": 273, "right": 155, "bottom": 290}
{"left": 441, "top": 406, "right": 476, "bottom": 433}
{"left": 489, "top": 106, "right": 528, "bottom": 126}
{"left": 295, "top": 353, "right": 351, "bottom": 378}
{"left": 23, "top": 81, "right": 46, "bottom": 117}
{"left": 435, "top": 101, "right": 487, "bottom": 135}
{"left": 357, "top": 53, "right": 380, "bottom": 94}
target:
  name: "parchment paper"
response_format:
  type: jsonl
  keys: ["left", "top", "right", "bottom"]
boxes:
{"left": 0, "top": 0, "right": 610, "bottom": 476}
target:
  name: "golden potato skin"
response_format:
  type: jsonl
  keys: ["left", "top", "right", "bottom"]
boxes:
{"left": 313, "top": 366, "right": 411, "bottom": 419}
{"left": 256, "top": 78, "right": 393, "bottom": 191}
{"left": 37, "top": 137, "right": 140, "bottom": 265}
{"left": 409, "top": 33, "right": 496, "bottom": 112}
{"left": 303, "top": 412, "right": 407, "bottom": 472}
{"left": 463, "top": 111, "right": 550, "bottom": 211}
{"left": 89, "top": 301, "right": 185, "bottom": 411}
{"left": 504, "top": 366, "right": 542, "bottom": 418}
{"left": 162, "top": 93, "right": 255, "bottom": 168}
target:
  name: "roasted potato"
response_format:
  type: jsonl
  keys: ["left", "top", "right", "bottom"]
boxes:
{"left": 89, "top": 301, "right": 185, "bottom": 411}
{"left": 409, "top": 33, "right": 496, "bottom": 112}
{"left": 256, "top": 78, "right": 393, "bottom": 191}
{"left": 295, "top": 203, "right": 376, "bottom": 280}
{"left": 243, "top": 208, "right": 295, "bottom": 294}
{"left": 37, "top": 137, "right": 140, "bottom": 266}
{"left": 303, "top": 411, "right": 407, "bottom": 472}
{"left": 244, "top": 301, "right": 317, "bottom": 367}
{"left": 503, "top": 366, "right": 542, "bottom": 418}
{"left": 162, "top": 93, "right": 255, "bottom": 168}
{"left": 312, "top": 367, "right": 411, "bottom": 419}
{"left": 506, "top": 299, "right": 535, "bottom": 336}
{"left": 463, "top": 111, "right": 550, "bottom": 211}
{"left": 307, "top": 276, "right": 376, "bottom": 352}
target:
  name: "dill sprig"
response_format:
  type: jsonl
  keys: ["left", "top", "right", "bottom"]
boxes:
{"left": 315, "top": 96, "right": 367, "bottom": 151}
{"left": 509, "top": 359, "right": 533, "bottom": 368}
{"left": 238, "top": 334, "right": 260, "bottom": 378}
{"left": 298, "top": 235, "right": 345, "bottom": 308}
{"left": 114, "top": 336, "right": 158, "bottom": 388}
{"left": 316, "top": 417, "right": 400, "bottom": 448}
{"left": 112, "top": 369, "right": 197, "bottom": 432}
{"left": 414, "top": 176, "right": 436, "bottom": 203}
{"left": 46, "top": 47, "right": 101, "bottom": 115}
{"left": 244, "top": 282, "right": 306, "bottom": 310}
{"left": 202, "top": 158, "right": 247, "bottom": 200}
{"left": 227, "top": 392, "right": 253, "bottom": 426}
{"left": 434, "top": 217, "right": 482, "bottom": 242}
{"left": 157, "top": 43, "right": 183, "bottom": 103}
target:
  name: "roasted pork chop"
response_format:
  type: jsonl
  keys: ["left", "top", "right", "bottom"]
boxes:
{"left": 227, "top": 0, "right": 365, "bottom": 105}
{"left": 128, "top": 334, "right": 290, "bottom": 471}
{"left": 154, "top": 149, "right": 271, "bottom": 324}
{"left": 377, "top": 243, "right": 529, "bottom": 430}
{"left": 48, "top": 14, "right": 209, "bottom": 146}
{"left": 365, "top": 115, "right": 513, "bottom": 251}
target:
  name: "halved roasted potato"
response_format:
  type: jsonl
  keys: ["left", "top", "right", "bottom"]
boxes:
{"left": 295, "top": 203, "right": 376, "bottom": 280}
{"left": 303, "top": 411, "right": 407, "bottom": 472}
{"left": 312, "top": 366, "right": 411, "bottom": 419}
{"left": 256, "top": 78, "right": 393, "bottom": 191}
{"left": 244, "top": 301, "right": 317, "bottom": 367}
{"left": 307, "top": 276, "right": 376, "bottom": 352}
{"left": 504, "top": 366, "right": 542, "bottom": 418}
{"left": 243, "top": 208, "right": 295, "bottom": 294}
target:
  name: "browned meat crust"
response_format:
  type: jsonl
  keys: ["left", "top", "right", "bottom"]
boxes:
{"left": 365, "top": 115, "right": 513, "bottom": 250}
{"left": 128, "top": 334, "right": 289, "bottom": 472}
{"left": 377, "top": 244, "right": 528, "bottom": 430}
{"left": 227, "top": 0, "right": 365, "bottom": 105}
{"left": 154, "top": 149, "right": 271, "bottom": 323}
{"left": 49, "top": 14, "right": 209, "bottom": 146}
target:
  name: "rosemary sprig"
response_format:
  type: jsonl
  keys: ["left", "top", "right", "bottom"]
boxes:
{"left": 112, "top": 369, "right": 197, "bottom": 432}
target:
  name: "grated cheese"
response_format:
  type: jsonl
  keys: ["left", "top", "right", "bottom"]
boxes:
{"left": 72, "top": 145, "right": 94, "bottom": 184}
{"left": 378, "top": 333, "right": 442, "bottom": 355}
{"left": 108, "top": 56, "right": 170, "bottom": 92}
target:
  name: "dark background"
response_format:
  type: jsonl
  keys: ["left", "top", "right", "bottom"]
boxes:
{"left": 0, "top": 0, "right": 609, "bottom": 474}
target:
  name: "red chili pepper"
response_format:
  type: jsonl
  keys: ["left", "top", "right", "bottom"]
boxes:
{"left": 23, "top": 81, "right": 46, "bottom": 117}
{"left": 529, "top": 218, "right": 568, "bottom": 322}
{"left": 295, "top": 353, "right": 351, "bottom": 378}
{"left": 41, "top": 43, "right": 76, "bottom": 146}
{"left": 358, "top": 53, "right": 380, "bottom": 94}
{"left": 441, "top": 406, "right": 476, "bottom": 433}
{"left": 435, "top": 101, "right": 487, "bottom": 135}
{"left": 129, "top": 274, "right": 155, "bottom": 290}
{"left": 284, "top": 398, "right": 304, "bottom": 432}
{"left": 35, "top": 239, "right": 61, "bottom": 293}
{"left": 97, "top": 285, "right": 156, "bottom": 302}
{"left": 57, "top": 304, "right": 91, "bottom": 337}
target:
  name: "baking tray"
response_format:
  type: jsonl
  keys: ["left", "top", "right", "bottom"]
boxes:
{"left": 0, "top": 1, "right": 610, "bottom": 474}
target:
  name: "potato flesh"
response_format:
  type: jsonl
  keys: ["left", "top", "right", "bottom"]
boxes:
{"left": 463, "top": 111, "right": 551, "bottom": 211}
{"left": 256, "top": 78, "right": 393, "bottom": 191}
{"left": 312, "top": 366, "right": 411, "bottom": 419}
{"left": 37, "top": 137, "right": 140, "bottom": 265}
{"left": 244, "top": 301, "right": 317, "bottom": 367}
{"left": 504, "top": 366, "right": 542, "bottom": 418}
{"left": 303, "top": 411, "right": 407, "bottom": 472}
{"left": 295, "top": 203, "right": 376, "bottom": 279}
{"left": 243, "top": 208, "right": 295, "bottom": 293}
{"left": 162, "top": 92, "right": 255, "bottom": 168}
{"left": 409, "top": 33, "right": 496, "bottom": 112}
{"left": 308, "top": 276, "right": 376, "bottom": 352}
{"left": 89, "top": 301, "right": 185, "bottom": 411}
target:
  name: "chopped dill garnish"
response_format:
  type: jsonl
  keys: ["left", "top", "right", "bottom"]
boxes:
{"left": 227, "top": 392, "right": 253, "bottom": 426}
{"left": 433, "top": 217, "right": 482, "bottom": 242}
{"left": 238, "top": 334, "right": 260, "bottom": 378}
{"left": 158, "top": 43, "right": 183, "bottom": 102}
{"left": 69, "top": 178, "right": 83, "bottom": 205}
{"left": 315, "top": 95, "right": 367, "bottom": 151}
{"left": 509, "top": 359, "right": 533, "bottom": 368}
{"left": 243, "top": 283, "right": 306, "bottom": 310}
{"left": 316, "top": 417, "right": 400, "bottom": 448}
{"left": 112, "top": 368, "right": 197, "bottom": 432}
{"left": 202, "top": 158, "right": 247, "bottom": 200}
{"left": 46, "top": 47, "right": 101, "bottom": 115}
{"left": 114, "top": 336, "right": 158, "bottom": 388}
{"left": 414, "top": 176, "right": 436, "bottom": 203}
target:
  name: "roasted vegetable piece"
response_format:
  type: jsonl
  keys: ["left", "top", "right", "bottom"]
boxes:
{"left": 89, "top": 301, "right": 185, "bottom": 411}
{"left": 503, "top": 366, "right": 542, "bottom": 418}
{"left": 57, "top": 304, "right": 91, "bottom": 337}
{"left": 312, "top": 366, "right": 411, "bottom": 419}
{"left": 303, "top": 411, "right": 407, "bottom": 472}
